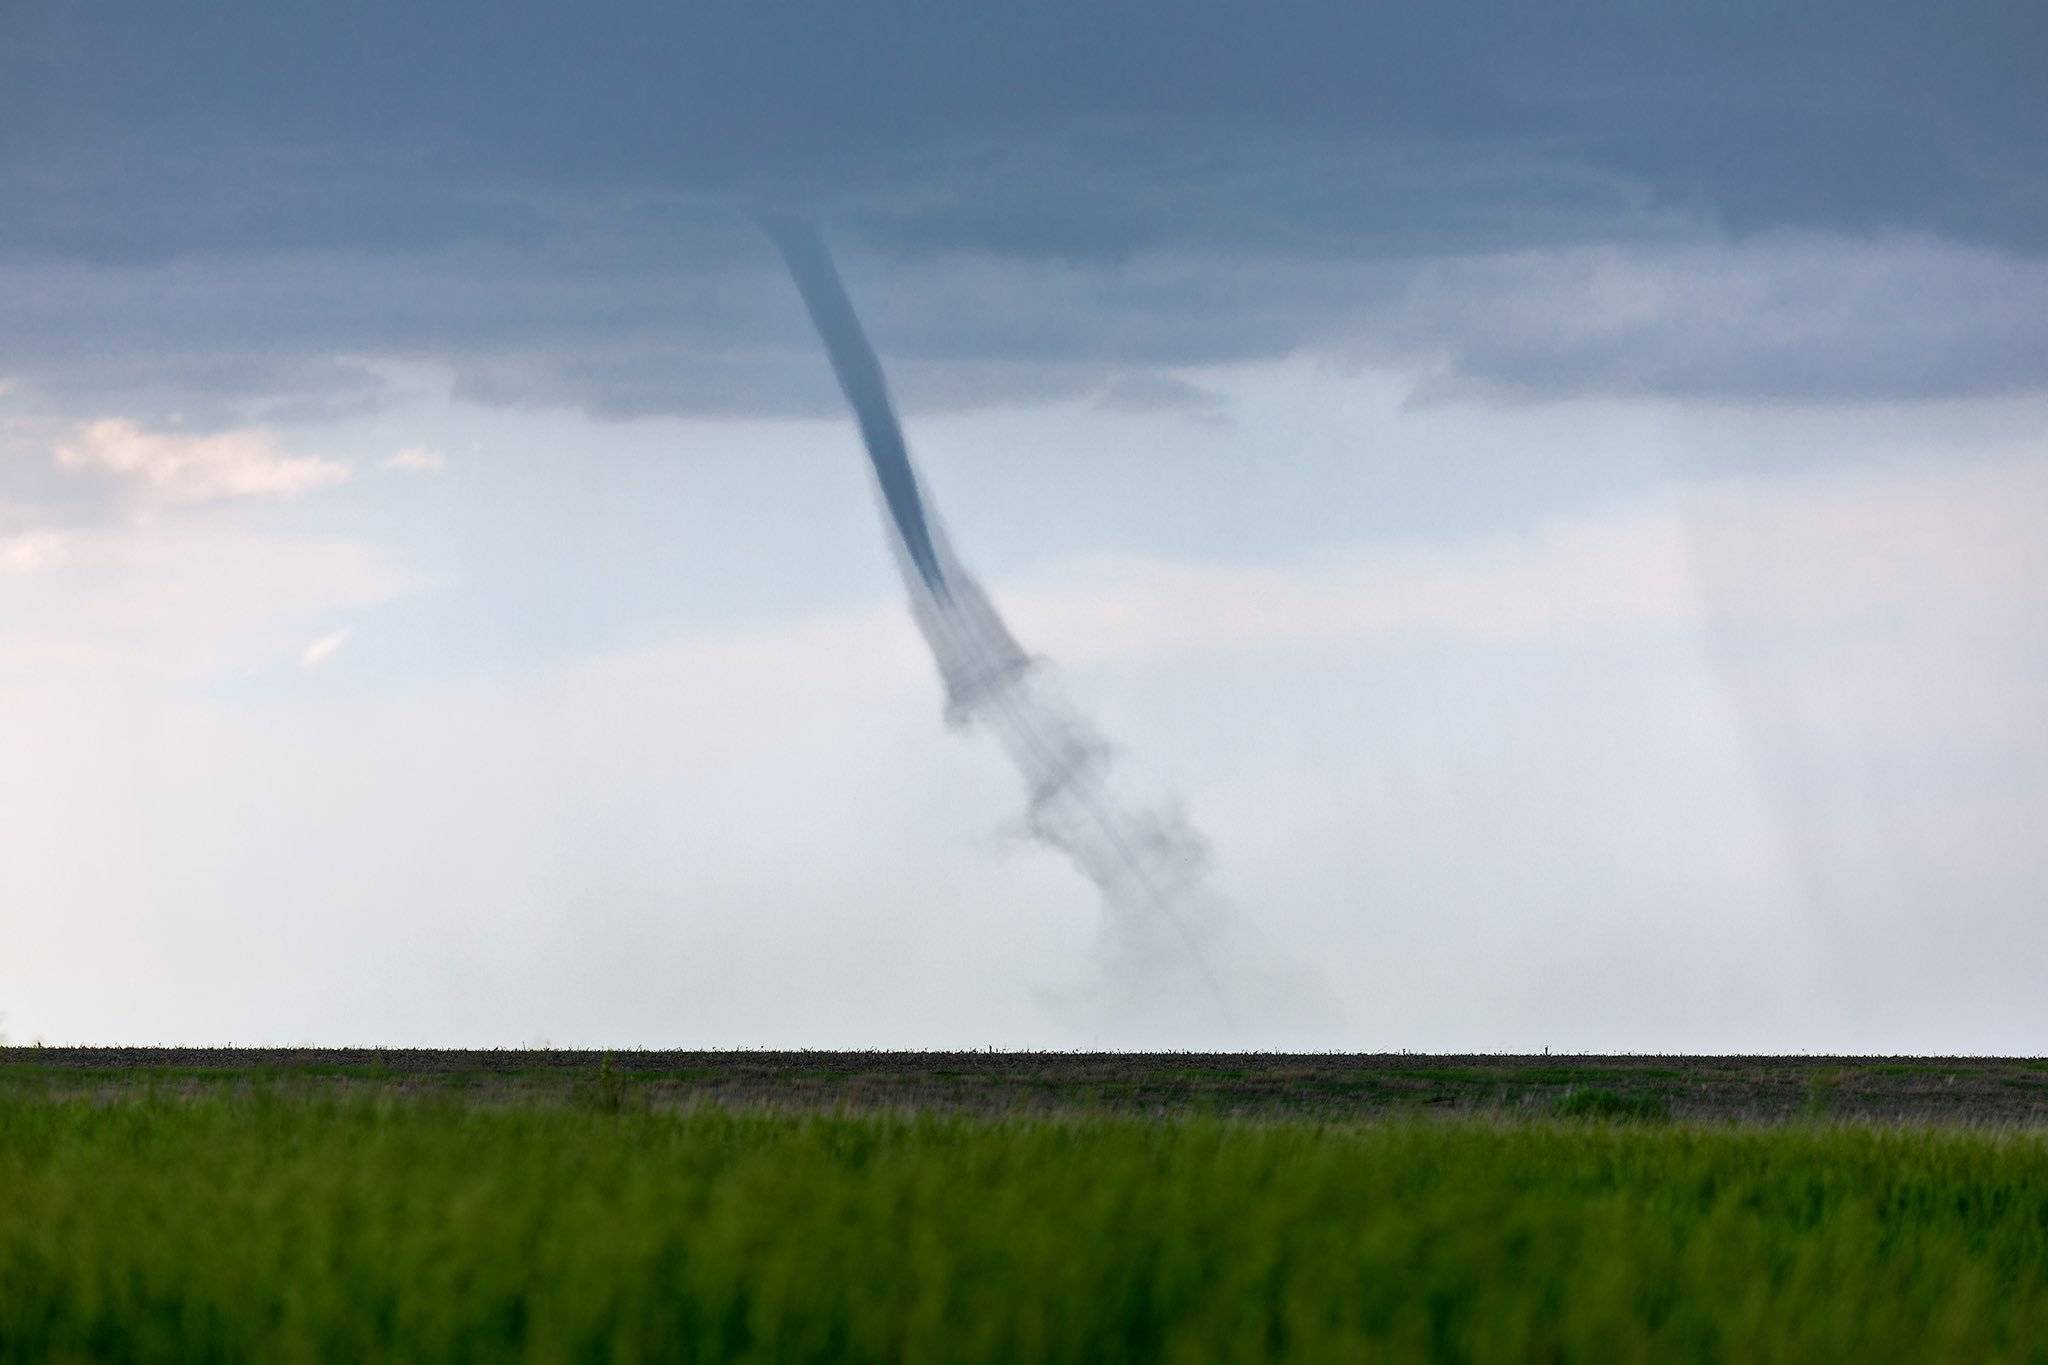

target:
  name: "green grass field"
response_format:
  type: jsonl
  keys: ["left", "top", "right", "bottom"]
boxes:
{"left": 4, "top": 1086, "right": 2046, "bottom": 1362}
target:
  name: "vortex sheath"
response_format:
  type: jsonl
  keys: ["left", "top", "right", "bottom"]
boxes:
{"left": 761, "top": 217, "right": 1032, "bottom": 716}
{"left": 760, "top": 218, "right": 949, "bottom": 598}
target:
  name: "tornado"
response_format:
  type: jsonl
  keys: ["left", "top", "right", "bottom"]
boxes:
{"left": 764, "top": 219, "right": 1229, "bottom": 1021}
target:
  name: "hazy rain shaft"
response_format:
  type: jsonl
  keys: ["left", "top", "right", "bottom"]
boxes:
{"left": 764, "top": 220, "right": 1231, "bottom": 1028}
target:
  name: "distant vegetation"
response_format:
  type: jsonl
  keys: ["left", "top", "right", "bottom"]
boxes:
{"left": 4, "top": 1082, "right": 2046, "bottom": 1361}
{"left": 9, "top": 1046, "right": 2048, "bottom": 1123}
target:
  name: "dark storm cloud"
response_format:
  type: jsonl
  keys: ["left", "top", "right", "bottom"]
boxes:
{"left": 9, "top": 1, "right": 2042, "bottom": 257}
{"left": 3, "top": 1, "right": 2043, "bottom": 421}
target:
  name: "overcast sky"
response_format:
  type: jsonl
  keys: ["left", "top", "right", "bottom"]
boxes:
{"left": 4, "top": 2, "right": 2044, "bottom": 1050}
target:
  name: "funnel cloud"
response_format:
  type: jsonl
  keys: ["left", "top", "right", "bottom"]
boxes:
{"left": 764, "top": 219, "right": 1229, "bottom": 1022}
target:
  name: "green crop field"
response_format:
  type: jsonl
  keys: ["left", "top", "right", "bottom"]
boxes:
{"left": 4, "top": 1077, "right": 2047, "bottom": 1362}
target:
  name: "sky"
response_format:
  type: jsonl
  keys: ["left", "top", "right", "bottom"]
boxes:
{"left": 3, "top": 2, "right": 2045, "bottom": 1050}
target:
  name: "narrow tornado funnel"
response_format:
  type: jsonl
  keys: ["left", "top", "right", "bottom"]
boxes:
{"left": 764, "top": 218, "right": 1231, "bottom": 1026}
{"left": 760, "top": 218, "right": 949, "bottom": 598}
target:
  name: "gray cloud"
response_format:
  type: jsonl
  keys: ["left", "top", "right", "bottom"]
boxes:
{"left": 8, "top": 3, "right": 2041, "bottom": 255}
{"left": 3, "top": 2, "right": 2043, "bottom": 423}
{"left": 6, "top": 221, "right": 2046, "bottom": 435}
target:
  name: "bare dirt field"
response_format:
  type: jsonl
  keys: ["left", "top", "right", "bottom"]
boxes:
{"left": 6, "top": 1047, "right": 2047, "bottom": 1123}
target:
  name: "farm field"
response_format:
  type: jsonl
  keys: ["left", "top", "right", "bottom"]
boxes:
{"left": 7, "top": 1046, "right": 2048, "bottom": 1123}
{"left": 3, "top": 1052, "right": 2047, "bottom": 1361}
